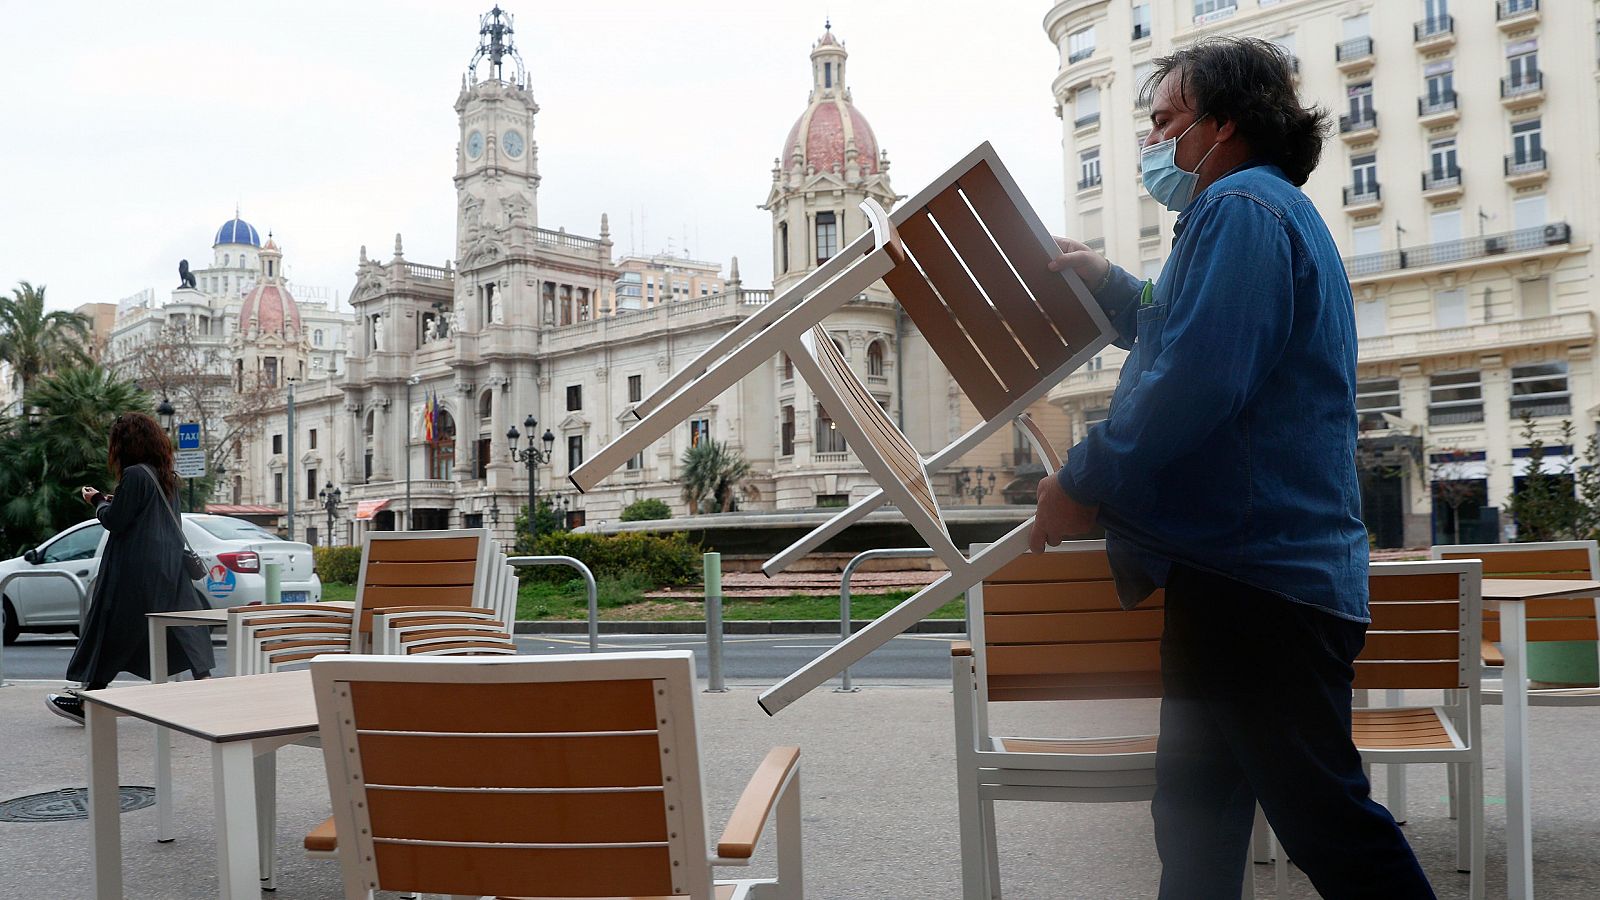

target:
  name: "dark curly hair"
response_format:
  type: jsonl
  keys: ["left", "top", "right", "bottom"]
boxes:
{"left": 1140, "top": 37, "right": 1330, "bottom": 186}
{"left": 108, "top": 411, "right": 178, "bottom": 500}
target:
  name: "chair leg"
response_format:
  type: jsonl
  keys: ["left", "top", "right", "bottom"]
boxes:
{"left": 1446, "top": 762, "right": 1459, "bottom": 821}
{"left": 956, "top": 773, "right": 987, "bottom": 898}
{"left": 1469, "top": 761, "right": 1485, "bottom": 900}
{"left": 982, "top": 798, "right": 1002, "bottom": 899}
{"left": 1251, "top": 805, "right": 1271, "bottom": 864}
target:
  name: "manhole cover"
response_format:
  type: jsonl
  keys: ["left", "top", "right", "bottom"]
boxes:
{"left": 0, "top": 787, "right": 155, "bottom": 822}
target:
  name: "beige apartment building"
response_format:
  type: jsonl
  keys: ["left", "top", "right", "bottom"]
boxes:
{"left": 1044, "top": 0, "right": 1598, "bottom": 546}
{"left": 612, "top": 254, "right": 727, "bottom": 315}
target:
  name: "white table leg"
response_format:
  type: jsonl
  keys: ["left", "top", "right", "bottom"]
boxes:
{"left": 148, "top": 618, "right": 175, "bottom": 843}
{"left": 87, "top": 703, "right": 122, "bottom": 900}
{"left": 213, "top": 742, "right": 261, "bottom": 900}
{"left": 255, "top": 749, "right": 277, "bottom": 890}
{"left": 1501, "top": 601, "right": 1533, "bottom": 899}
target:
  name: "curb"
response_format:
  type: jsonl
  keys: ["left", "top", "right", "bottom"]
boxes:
{"left": 513, "top": 619, "right": 966, "bottom": 635}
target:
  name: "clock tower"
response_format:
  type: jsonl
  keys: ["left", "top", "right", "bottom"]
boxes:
{"left": 454, "top": 5, "right": 540, "bottom": 260}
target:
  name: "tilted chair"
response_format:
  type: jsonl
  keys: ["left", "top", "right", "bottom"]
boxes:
{"left": 310, "top": 651, "right": 804, "bottom": 900}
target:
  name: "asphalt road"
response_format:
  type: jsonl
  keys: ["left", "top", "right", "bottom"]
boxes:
{"left": 0, "top": 631, "right": 958, "bottom": 684}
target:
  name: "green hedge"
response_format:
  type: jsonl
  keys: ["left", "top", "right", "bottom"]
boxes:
{"left": 619, "top": 498, "right": 673, "bottom": 522}
{"left": 314, "top": 545, "right": 363, "bottom": 584}
{"left": 519, "top": 531, "right": 700, "bottom": 586}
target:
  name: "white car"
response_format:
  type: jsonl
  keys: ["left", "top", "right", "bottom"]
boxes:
{"left": 0, "top": 514, "right": 322, "bottom": 644}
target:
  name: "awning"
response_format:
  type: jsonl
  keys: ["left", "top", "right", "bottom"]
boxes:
{"left": 354, "top": 499, "right": 392, "bottom": 521}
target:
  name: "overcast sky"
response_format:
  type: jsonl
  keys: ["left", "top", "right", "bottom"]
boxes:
{"left": 0, "top": 1, "right": 1069, "bottom": 312}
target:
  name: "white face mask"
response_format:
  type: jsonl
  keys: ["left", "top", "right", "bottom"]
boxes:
{"left": 1140, "top": 115, "right": 1220, "bottom": 212}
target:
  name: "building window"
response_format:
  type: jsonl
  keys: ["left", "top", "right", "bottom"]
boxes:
{"left": 781, "top": 405, "right": 795, "bottom": 457}
{"left": 308, "top": 428, "right": 317, "bottom": 450}
{"left": 1507, "top": 39, "right": 1538, "bottom": 88}
{"left": 313, "top": 329, "right": 323, "bottom": 347}
{"left": 689, "top": 418, "right": 710, "bottom": 447}
{"left": 781, "top": 353, "right": 794, "bottom": 381}
{"left": 567, "top": 435, "right": 584, "bottom": 471}
{"left": 867, "top": 341, "right": 885, "bottom": 377}
{"left": 1012, "top": 422, "right": 1036, "bottom": 467}
{"left": 272, "top": 434, "right": 283, "bottom": 455}
{"left": 1429, "top": 137, "right": 1459, "bottom": 182}
{"left": 1354, "top": 299, "right": 1386, "bottom": 338}
{"left": 364, "top": 451, "right": 372, "bottom": 482}
{"left": 1434, "top": 288, "right": 1467, "bottom": 329}
{"left": 306, "top": 468, "right": 318, "bottom": 500}
{"left": 566, "top": 385, "right": 582, "bottom": 411}
{"left": 779, "top": 222, "right": 790, "bottom": 274}
{"left": 1424, "top": 60, "right": 1454, "bottom": 109}
{"left": 1193, "top": 0, "right": 1236, "bottom": 19}
{"left": 1511, "top": 118, "right": 1543, "bottom": 166}
{"left": 1068, "top": 26, "right": 1096, "bottom": 63}
{"left": 1349, "top": 153, "right": 1378, "bottom": 198}
{"left": 1078, "top": 147, "right": 1102, "bottom": 189}
{"left": 815, "top": 404, "right": 848, "bottom": 454}
{"left": 815, "top": 211, "right": 838, "bottom": 264}
{"left": 475, "top": 437, "right": 490, "bottom": 479}
{"left": 1074, "top": 86, "right": 1100, "bottom": 128}
{"left": 364, "top": 411, "right": 375, "bottom": 437}
{"left": 1520, "top": 277, "right": 1550, "bottom": 318}
{"left": 625, "top": 451, "right": 643, "bottom": 471}
{"left": 1346, "top": 82, "right": 1374, "bottom": 129}
{"left": 628, "top": 374, "right": 642, "bottom": 403}
{"left": 263, "top": 356, "right": 278, "bottom": 388}
{"left": 273, "top": 473, "right": 284, "bottom": 503}
{"left": 479, "top": 390, "right": 492, "bottom": 421}
{"left": 1131, "top": 3, "right": 1151, "bottom": 40}
{"left": 1511, "top": 362, "right": 1571, "bottom": 418}
{"left": 1430, "top": 371, "right": 1483, "bottom": 426}
{"left": 1356, "top": 378, "right": 1401, "bottom": 431}
{"left": 824, "top": 60, "right": 832, "bottom": 89}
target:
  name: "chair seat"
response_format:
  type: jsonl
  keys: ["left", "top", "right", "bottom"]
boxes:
{"left": 1481, "top": 684, "right": 1600, "bottom": 706}
{"left": 1352, "top": 707, "right": 1461, "bottom": 750}
{"left": 995, "top": 734, "right": 1158, "bottom": 755}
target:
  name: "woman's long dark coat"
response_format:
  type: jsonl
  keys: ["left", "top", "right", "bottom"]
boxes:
{"left": 66, "top": 464, "right": 214, "bottom": 685}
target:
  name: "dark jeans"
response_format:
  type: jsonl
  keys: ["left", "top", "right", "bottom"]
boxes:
{"left": 1153, "top": 564, "right": 1436, "bottom": 900}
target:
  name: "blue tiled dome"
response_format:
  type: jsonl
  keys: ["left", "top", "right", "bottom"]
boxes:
{"left": 214, "top": 217, "right": 262, "bottom": 247}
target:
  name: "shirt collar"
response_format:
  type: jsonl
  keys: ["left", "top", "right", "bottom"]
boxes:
{"left": 1173, "top": 158, "right": 1277, "bottom": 234}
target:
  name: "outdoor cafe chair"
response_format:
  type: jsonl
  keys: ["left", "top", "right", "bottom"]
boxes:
{"left": 226, "top": 603, "right": 355, "bottom": 676}
{"left": 310, "top": 651, "right": 803, "bottom": 900}
{"left": 347, "top": 528, "right": 498, "bottom": 652}
{"left": 371, "top": 546, "right": 520, "bottom": 656}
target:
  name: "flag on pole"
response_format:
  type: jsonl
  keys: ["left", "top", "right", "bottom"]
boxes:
{"left": 423, "top": 391, "right": 434, "bottom": 443}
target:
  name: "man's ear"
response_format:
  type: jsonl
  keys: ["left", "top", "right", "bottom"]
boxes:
{"left": 1213, "top": 116, "right": 1238, "bottom": 143}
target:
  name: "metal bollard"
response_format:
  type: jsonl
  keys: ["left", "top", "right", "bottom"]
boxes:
{"left": 704, "top": 552, "right": 727, "bottom": 692}
{"left": 837, "top": 548, "right": 936, "bottom": 692}
{"left": 263, "top": 562, "right": 282, "bottom": 603}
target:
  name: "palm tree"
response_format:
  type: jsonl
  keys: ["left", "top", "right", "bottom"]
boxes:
{"left": 680, "top": 437, "right": 753, "bottom": 514}
{"left": 0, "top": 281, "right": 92, "bottom": 397}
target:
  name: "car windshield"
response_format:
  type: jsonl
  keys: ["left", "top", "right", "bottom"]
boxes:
{"left": 191, "top": 516, "right": 280, "bottom": 542}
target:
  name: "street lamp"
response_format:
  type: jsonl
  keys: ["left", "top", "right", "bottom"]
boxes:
{"left": 955, "top": 466, "right": 997, "bottom": 505}
{"left": 488, "top": 500, "right": 500, "bottom": 527}
{"left": 318, "top": 481, "right": 342, "bottom": 548}
{"left": 507, "top": 414, "right": 556, "bottom": 541}
{"left": 156, "top": 397, "right": 175, "bottom": 435}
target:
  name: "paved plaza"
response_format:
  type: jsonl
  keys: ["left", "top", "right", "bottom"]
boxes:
{"left": 2, "top": 672, "right": 1599, "bottom": 898}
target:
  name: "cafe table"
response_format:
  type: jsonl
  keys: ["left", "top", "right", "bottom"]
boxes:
{"left": 83, "top": 669, "right": 319, "bottom": 900}
{"left": 1477, "top": 578, "right": 1600, "bottom": 900}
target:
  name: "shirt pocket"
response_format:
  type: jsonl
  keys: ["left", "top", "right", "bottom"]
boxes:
{"left": 1135, "top": 302, "right": 1170, "bottom": 356}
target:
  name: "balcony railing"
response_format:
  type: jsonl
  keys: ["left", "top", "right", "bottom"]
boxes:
{"left": 1344, "top": 222, "right": 1572, "bottom": 279}
{"left": 1336, "top": 36, "right": 1374, "bottom": 62}
{"left": 1359, "top": 312, "right": 1593, "bottom": 365}
{"left": 1068, "top": 47, "right": 1094, "bottom": 64}
{"left": 1505, "top": 150, "right": 1548, "bottom": 176}
{"left": 1501, "top": 71, "right": 1543, "bottom": 99}
{"left": 1429, "top": 407, "right": 1485, "bottom": 427}
{"left": 1422, "top": 167, "right": 1462, "bottom": 192}
{"left": 1339, "top": 111, "right": 1377, "bottom": 133}
{"left": 1498, "top": 0, "right": 1539, "bottom": 21}
{"left": 1417, "top": 91, "right": 1457, "bottom": 116}
{"left": 1343, "top": 183, "right": 1381, "bottom": 206}
{"left": 1077, "top": 173, "right": 1102, "bottom": 190}
{"left": 1414, "top": 15, "right": 1454, "bottom": 42}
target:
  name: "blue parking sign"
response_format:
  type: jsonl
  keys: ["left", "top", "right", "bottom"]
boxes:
{"left": 177, "top": 423, "right": 201, "bottom": 450}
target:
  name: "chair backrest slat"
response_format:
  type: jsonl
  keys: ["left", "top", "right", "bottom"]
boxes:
{"left": 363, "top": 560, "right": 479, "bottom": 585}
{"left": 1360, "top": 562, "right": 1477, "bottom": 690}
{"left": 353, "top": 530, "right": 492, "bottom": 637}
{"left": 367, "top": 536, "right": 482, "bottom": 562}
{"left": 881, "top": 243, "right": 1010, "bottom": 418}
{"left": 1434, "top": 541, "right": 1599, "bottom": 644}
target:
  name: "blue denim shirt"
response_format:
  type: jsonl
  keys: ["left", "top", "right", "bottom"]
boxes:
{"left": 1059, "top": 161, "right": 1370, "bottom": 623}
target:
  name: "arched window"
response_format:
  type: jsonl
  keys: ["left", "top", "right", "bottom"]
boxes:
{"left": 224, "top": 253, "right": 230, "bottom": 266}
{"left": 781, "top": 353, "right": 794, "bottom": 381}
{"left": 313, "top": 329, "right": 324, "bottom": 347}
{"left": 364, "top": 410, "right": 375, "bottom": 437}
{"left": 815, "top": 403, "right": 848, "bottom": 454}
{"left": 427, "top": 409, "right": 456, "bottom": 479}
{"left": 479, "top": 390, "right": 493, "bottom": 421}
{"left": 867, "top": 341, "right": 885, "bottom": 377}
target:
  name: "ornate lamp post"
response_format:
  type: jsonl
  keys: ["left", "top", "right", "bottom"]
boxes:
{"left": 955, "top": 466, "right": 998, "bottom": 505}
{"left": 318, "top": 481, "right": 342, "bottom": 548}
{"left": 488, "top": 500, "right": 500, "bottom": 527}
{"left": 156, "top": 397, "right": 175, "bottom": 435}
{"left": 507, "top": 414, "right": 556, "bottom": 541}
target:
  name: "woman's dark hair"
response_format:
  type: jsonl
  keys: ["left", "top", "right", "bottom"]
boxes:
{"left": 1140, "top": 37, "right": 1330, "bottom": 186}
{"left": 108, "top": 411, "right": 178, "bottom": 500}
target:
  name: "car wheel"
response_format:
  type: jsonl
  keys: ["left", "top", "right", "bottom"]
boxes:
{"left": 2, "top": 597, "right": 18, "bottom": 645}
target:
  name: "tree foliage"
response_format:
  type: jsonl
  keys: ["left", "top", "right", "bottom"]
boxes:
{"left": 1505, "top": 416, "right": 1594, "bottom": 543}
{"left": 0, "top": 281, "right": 91, "bottom": 396}
{"left": 620, "top": 497, "right": 673, "bottom": 522}
{"left": 680, "top": 437, "right": 752, "bottom": 514}
{"left": 512, "top": 498, "right": 567, "bottom": 555}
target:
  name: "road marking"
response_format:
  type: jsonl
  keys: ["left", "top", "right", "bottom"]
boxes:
{"left": 773, "top": 645, "right": 835, "bottom": 650}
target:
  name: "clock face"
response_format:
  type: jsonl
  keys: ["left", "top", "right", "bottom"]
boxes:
{"left": 466, "top": 130, "right": 484, "bottom": 160}
{"left": 503, "top": 129, "right": 525, "bottom": 159}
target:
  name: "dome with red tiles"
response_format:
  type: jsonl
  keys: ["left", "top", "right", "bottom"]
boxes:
{"left": 780, "top": 24, "right": 882, "bottom": 178}
{"left": 238, "top": 238, "right": 303, "bottom": 339}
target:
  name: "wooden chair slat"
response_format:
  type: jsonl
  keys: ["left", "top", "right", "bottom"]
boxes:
{"left": 1352, "top": 660, "right": 1461, "bottom": 690}
{"left": 362, "top": 560, "right": 480, "bottom": 586}
{"left": 397, "top": 629, "right": 512, "bottom": 643}
{"left": 983, "top": 608, "right": 1163, "bottom": 645}
{"left": 957, "top": 159, "right": 1099, "bottom": 345}
{"left": 1367, "top": 601, "right": 1459, "bottom": 630}
{"left": 374, "top": 844, "right": 672, "bottom": 899}
{"left": 882, "top": 239, "right": 1010, "bottom": 419}
{"left": 1437, "top": 548, "right": 1591, "bottom": 575}
{"left": 924, "top": 188, "right": 1068, "bottom": 369}
{"left": 989, "top": 550, "right": 1117, "bottom": 583}
{"left": 1362, "top": 631, "right": 1462, "bottom": 661}
{"left": 358, "top": 733, "right": 663, "bottom": 789}
{"left": 982, "top": 583, "right": 1121, "bottom": 614}
{"left": 987, "top": 671, "right": 1162, "bottom": 703}
{"left": 349, "top": 679, "right": 657, "bottom": 733}
{"left": 1524, "top": 620, "right": 1600, "bottom": 642}
{"left": 898, "top": 209, "right": 1036, "bottom": 392}
{"left": 367, "top": 788, "right": 668, "bottom": 844}
{"left": 986, "top": 641, "right": 1160, "bottom": 677}
{"left": 1521, "top": 597, "right": 1600, "bottom": 618}
{"left": 998, "top": 735, "right": 1158, "bottom": 755}
{"left": 1369, "top": 573, "right": 1463, "bottom": 602}
{"left": 367, "top": 536, "right": 482, "bottom": 563}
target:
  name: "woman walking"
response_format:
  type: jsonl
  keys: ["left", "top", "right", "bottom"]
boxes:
{"left": 46, "top": 412, "right": 214, "bottom": 723}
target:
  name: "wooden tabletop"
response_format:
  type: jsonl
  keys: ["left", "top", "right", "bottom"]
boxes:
{"left": 1479, "top": 579, "right": 1600, "bottom": 601}
{"left": 79, "top": 670, "right": 317, "bottom": 744}
{"left": 146, "top": 608, "right": 231, "bottom": 625}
